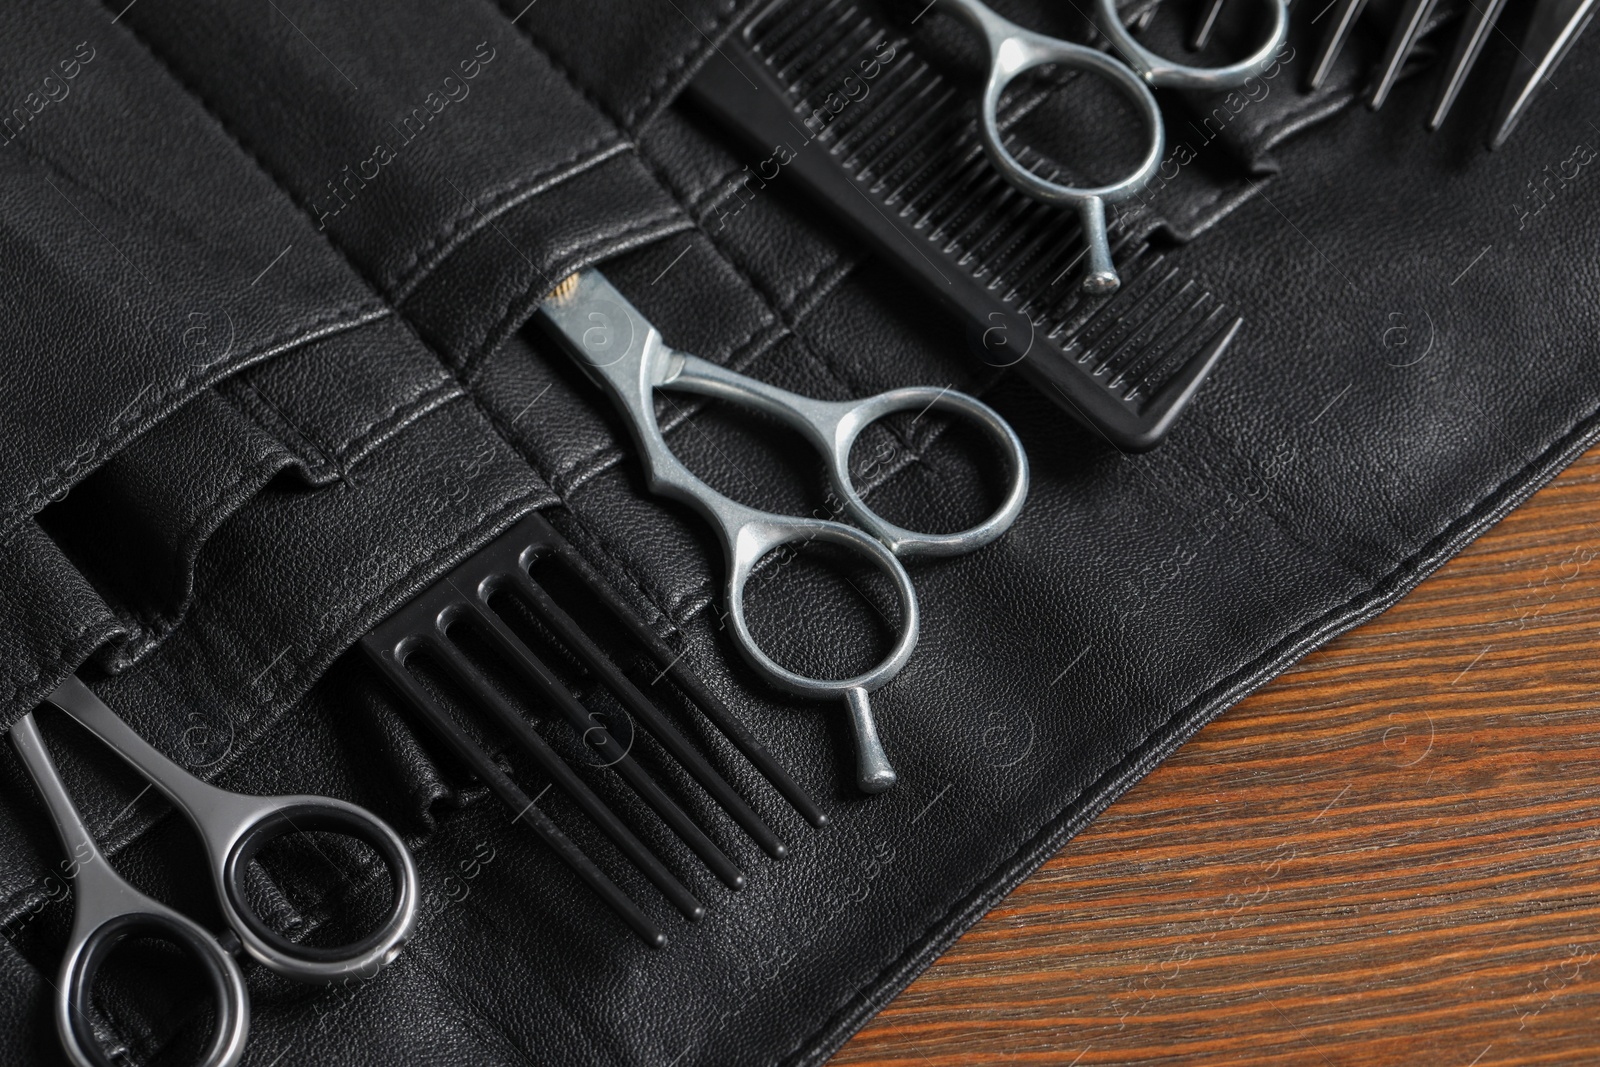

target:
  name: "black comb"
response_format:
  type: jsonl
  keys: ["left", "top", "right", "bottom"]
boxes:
{"left": 361, "top": 512, "right": 824, "bottom": 947}
{"left": 686, "top": 0, "right": 1242, "bottom": 451}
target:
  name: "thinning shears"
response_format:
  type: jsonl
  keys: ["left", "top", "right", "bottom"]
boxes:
{"left": 540, "top": 269, "right": 1029, "bottom": 794}
{"left": 933, "top": 0, "right": 1290, "bottom": 293}
{"left": 12, "top": 676, "right": 420, "bottom": 1067}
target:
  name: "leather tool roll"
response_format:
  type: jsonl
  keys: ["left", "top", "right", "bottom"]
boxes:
{"left": 0, "top": 1, "right": 1598, "bottom": 1066}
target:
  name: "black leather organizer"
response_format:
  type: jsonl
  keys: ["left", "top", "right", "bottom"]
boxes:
{"left": 0, "top": 1, "right": 1596, "bottom": 1064}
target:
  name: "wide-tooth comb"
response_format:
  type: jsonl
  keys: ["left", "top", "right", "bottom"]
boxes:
{"left": 1215, "top": 0, "right": 1595, "bottom": 146}
{"left": 687, "top": 0, "right": 1242, "bottom": 452}
{"left": 361, "top": 512, "right": 824, "bottom": 947}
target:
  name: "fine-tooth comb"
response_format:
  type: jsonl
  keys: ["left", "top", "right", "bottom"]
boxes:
{"left": 1198, "top": 0, "right": 1596, "bottom": 148}
{"left": 361, "top": 512, "right": 825, "bottom": 947}
{"left": 686, "top": 0, "right": 1243, "bottom": 452}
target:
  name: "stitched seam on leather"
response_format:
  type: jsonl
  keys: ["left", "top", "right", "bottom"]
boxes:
{"left": 655, "top": 172, "right": 869, "bottom": 393}
{"left": 105, "top": 17, "right": 567, "bottom": 520}
{"left": 0, "top": 495, "right": 538, "bottom": 939}
{"left": 223, "top": 374, "right": 334, "bottom": 470}
{"left": 248, "top": 372, "right": 466, "bottom": 480}
{"left": 330, "top": 378, "right": 468, "bottom": 466}
{"left": 498, "top": 0, "right": 744, "bottom": 132}
{"left": 229, "top": 373, "right": 338, "bottom": 470}
{"left": 0, "top": 616, "right": 118, "bottom": 719}
{"left": 769, "top": 406, "right": 1600, "bottom": 1067}
{"left": 107, "top": 446, "right": 298, "bottom": 666}
{"left": 0, "top": 302, "right": 388, "bottom": 546}
{"left": 389, "top": 137, "right": 629, "bottom": 301}
{"left": 624, "top": 0, "right": 742, "bottom": 128}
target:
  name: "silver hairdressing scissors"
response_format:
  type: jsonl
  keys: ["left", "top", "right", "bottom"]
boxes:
{"left": 933, "top": 0, "right": 1290, "bottom": 293}
{"left": 11, "top": 676, "right": 420, "bottom": 1067}
{"left": 540, "top": 269, "right": 1028, "bottom": 794}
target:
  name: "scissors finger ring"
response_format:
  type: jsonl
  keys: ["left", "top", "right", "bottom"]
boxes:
{"left": 12, "top": 676, "right": 422, "bottom": 1067}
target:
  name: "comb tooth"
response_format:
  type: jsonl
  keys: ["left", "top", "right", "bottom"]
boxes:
{"left": 960, "top": 186, "right": 1033, "bottom": 271}
{"left": 1192, "top": 0, "right": 1228, "bottom": 51}
{"left": 1055, "top": 251, "right": 1166, "bottom": 347}
{"left": 1308, "top": 0, "right": 1371, "bottom": 91}
{"left": 1105, "top": 280, "right": 1199, "bottom": 391}
{"left": 915, "top": 147, "right": 992, "bottom": 232}
{"left": 772, "top": 0, "right": 857, "bottom": 84}
{"left": 687, "top": 0, "right": 1241, "bottom": 449}
{"left": 421, "top": 631, "right": 709, "bottom": 919}
{"left": 864, "top": 83, "right": 963, "bottom": 192}
{"left": 453, "top": 589, "right": 749, "bottom": 890}
{"left": 1126, "top": 292, "right": 1220, "bottom": 401}
{"left": 1138, "top": 306, "right": 1240, "bottom": 405}
{"left": 942, "top": 171, "right": 1013, "bottom": 255}
{"left": 360, "top": 637, "right": 668, "bottom": 946}
{"left": 882, "top": 106, "right": 974, "bottom": 207}
{"left": 542, "top": 538, "right": 828, "bottom": 831}
{"left": 999, "top": 205, "right": 1079, "bottom": 304}
{"left": 1429, "top": 0, "right": 1509, "bottom": 130}
{"left": 872, "top": 82, "right": 970, "bottom": 195}
{"left": 834, "top": 50, "right": 923, "bottom": 163}
{"left": 1369, "top": 0, "right": 1441, "bottom": 109}
{"left": 795, "top": 20, "right": 882, "bottom": 111}
{"left": 1489, "top": 0, "right": 1597, "bottom": 150}
{"left": 1081, "top": 267, "right": 1180, "bottom": 375}
{"left": 849, "top": 68, "right": 950, "bottom": 177}
{"left": 747, "top": 0, "right": 815, "bottom": 59}
{"left": 760, "top": 0, "right": 844, "bottom": 75}
{"left": 509, "top": 564, "right": 791, "bottom": 859}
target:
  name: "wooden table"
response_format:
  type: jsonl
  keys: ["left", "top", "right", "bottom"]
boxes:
{"left": 834, "top": 446, "right": 1600, "bottom": 1065}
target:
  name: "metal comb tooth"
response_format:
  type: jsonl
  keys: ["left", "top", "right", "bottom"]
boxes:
{"left": 1428, "top": 0, "right": 1508, "bottom": 130}
{"left": 1308, "top": 0, "right": 1370, "bottom": 92}
{"left": 361, "top": 512, "right": 824, "bottom": 946}
{"left": 1368, "top": 0, "right": 1442, "bottom": 109}
{"left": 1487, "top": 0, "right": 1597, "bottom": 149}
{"left": 1191, "top": 0, "right": 1228, "bottom": 51}
{"left": 1214, "top": 0, "right": 1595, "bottom": 144}
{"left": 687, "top": 0, "right": 1243, "bottom": 450}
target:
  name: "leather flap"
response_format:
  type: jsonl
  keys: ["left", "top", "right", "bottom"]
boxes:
{"left": 0, "top": 5, "right": 388, "bottom": 545}
{"left": 116, "top": 0, "right": 694, "bottom": 378}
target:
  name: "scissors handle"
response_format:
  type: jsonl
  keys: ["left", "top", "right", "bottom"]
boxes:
{"left": 11, "top": 713, "right": 250, "bottom": 1067}
{"left": 545, "top": 269, "right": 1032, "bottom": 791}
{"left": 45, "top": 676, "right": 421, "bottom": 984}
{"left": 936, "top": 0, "right": 1163, "bottom": 294}
{"left": 1093, "top": 0, "right": 1291, "bottom": 91}
{"left": 664, "top": 358, "right": 1029, "bottom": 561}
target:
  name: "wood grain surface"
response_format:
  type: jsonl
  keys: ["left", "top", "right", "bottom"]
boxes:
{"left": 834, "top": 445, "right": 1600, "bottom": 1066}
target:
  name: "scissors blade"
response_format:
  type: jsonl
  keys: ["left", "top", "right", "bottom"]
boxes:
{"left": 1308, "top": 0, "right": 1372, "bottom": 91}
{"left": 1429, "top": 0, "right": 1510, "bottom": 129}
{"left": 1489, "top": 0, "right": 1598, "bottom": 149}
{"left": 1369, "top": 0, "right": 1443, "bottom": 109}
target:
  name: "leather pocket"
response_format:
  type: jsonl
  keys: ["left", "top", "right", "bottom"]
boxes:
{"left": 0, "top": 2, "right": 400, "bottom": 723}
{"left": 499, "top": 0, "right": 760, "bottom": 131}
{"left": 114, "top": 0, "right": 694, "bottom": 378}
{"left": 34, "top": 316, "right": 463, "bottom": 672}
